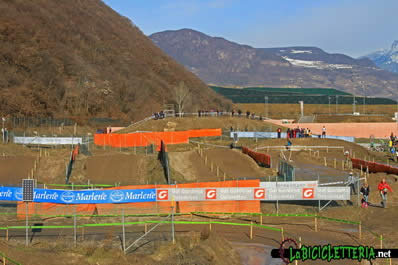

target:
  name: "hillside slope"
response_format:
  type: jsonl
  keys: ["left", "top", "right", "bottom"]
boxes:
{"left": 0, "top": 1, "right": 230, "bottom": 121}
{"left": 150, "top": 29, "right": 398, "bottom": 99}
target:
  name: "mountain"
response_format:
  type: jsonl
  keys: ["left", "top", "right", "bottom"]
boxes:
{"left": 0, "top": 1, "right": 230, "bottom": 121}
{"left": 362, "top": 41, "right": 398, "bottom": 74}
{"left": 150, "top": 29, "right": 398, "bottom": 99}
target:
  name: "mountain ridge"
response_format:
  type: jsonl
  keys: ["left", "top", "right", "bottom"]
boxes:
{"left": 362, "top": 40, "right": 398, "bottom": 74}
{"left": 150, "top": 29, "right": 398, "bottom": 99}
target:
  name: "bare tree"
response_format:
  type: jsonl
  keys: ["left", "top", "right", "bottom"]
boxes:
{"left": 174, "top": 81, "right": 191, "bottom": 117}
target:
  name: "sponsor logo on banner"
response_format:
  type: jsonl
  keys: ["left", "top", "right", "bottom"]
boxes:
{"left": 302, "top": 188, "right": 314, "bottom": 199}
{"left": 14, "top": 189, "right": 23, "bottom": 200}
{"left": 61, "top": 191, "right": 75, "bottom": 203}
{"left": 205, "top": 189, "right": 217, "bottom": 199}
{"left": 157, "top": 190, "right": 168, "bottom": 201}
{"left": 254, "top": 188, "right": 265, "bottom": 199}
{"left": 109, "top": 190, "right": 124, "bottom": 202}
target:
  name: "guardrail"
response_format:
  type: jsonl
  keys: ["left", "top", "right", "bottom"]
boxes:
{"left": 0, "top": 251, "right": 22, "bottom": 265}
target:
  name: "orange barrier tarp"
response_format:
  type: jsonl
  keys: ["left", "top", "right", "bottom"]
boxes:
{"left": 94, "top": 129, "right": 222, "bottom": 149}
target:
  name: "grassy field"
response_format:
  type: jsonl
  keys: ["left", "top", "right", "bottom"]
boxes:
{"left": 236, "top": 103, "right": 398, "bottom": 120}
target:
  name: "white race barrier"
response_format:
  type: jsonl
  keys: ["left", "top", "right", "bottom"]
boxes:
{"left": 230, "top": 131, "right": 355, "bottom": 143}
{"left": 14, "top": 136, "right": 82, "bottom": 145}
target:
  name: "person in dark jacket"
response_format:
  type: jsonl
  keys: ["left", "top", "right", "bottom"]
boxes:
{"left": 360, "top": 183, "right": 370, "bottom": 207}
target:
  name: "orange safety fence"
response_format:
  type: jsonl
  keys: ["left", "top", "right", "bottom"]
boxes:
{"left": 94, "top": 129, "right": 222, "bottom": 150}
{"left": 242, "top": 146, "right": 271, "bottom": 168}
{"left": 351, "top": 158, "right": 398, "bottom": 175}
{"left": 17, "top": 180, "right": 260, "bottom": 218}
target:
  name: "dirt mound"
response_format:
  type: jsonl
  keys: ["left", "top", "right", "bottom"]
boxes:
{"left": 85, "top": 153, "right": 165, "bottom": 185}
{"left": 122, "top": 116, "right": 281, "bottom": 133}
{"left": 0, "top": 0, "right": 230, "bottom": 121}
{"left": 203, "top": 148, "right": 273, "bottom": 179}
{"left": 0, "top": 156, "right": 34, "bottom": 184}
{"left": 169, "top": 150, "right": 218, "bottom": 182}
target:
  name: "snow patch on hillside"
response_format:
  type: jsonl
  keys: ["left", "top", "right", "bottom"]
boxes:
{"left": 282, "top": 57, "right": 353, "bottom": 70}
{"left": 290, "top": 50, "right": 312, "bottom": 54}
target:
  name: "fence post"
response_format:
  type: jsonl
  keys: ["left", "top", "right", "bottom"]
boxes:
{"left": 334, "top": 158, "right": 336, "bottom": 168}
{"left": 260, "top": 215, "right": 263, "bottom": 225}
{"left": 314, "top": 216, "right": 318, "bottom": 232}
{"left": 6, "top": 228, "right": 8, "bottom": 241}
{"left": 380, "top": 235, "right": 383, "bottom": 248}
{"left": 145, "top": 223, "right": 148, "bottom": 233}
{"left": 281, "top": 227, "right": 284, "bottom": 241}
{"left": 360, "top": 165, "right": 363, "bottom": 176}
{"left": 223, "top": 172, "right": 226, "bottom": 181}
{"left": 324, "top": 157, "right": 327, "bottom": 167}
{"left": 209, "top": 221, "right": 212, "bottom": 232}
{"left": 205, "top": 156, "right": 207, "bottom": 165}
{"left": 250, "top": 221, "right": 253, "bottom": 240}
{"left": 122, "top": 209, "right": 126, "bottom": 252}
{"left": 359, "top": 221, "right": 362, "bottom": 240}
{"left": 210, "top": 162, "right": 213, "bottom": 172}
{"left": 342, "top": 160, "right": 344, "bottom": 170}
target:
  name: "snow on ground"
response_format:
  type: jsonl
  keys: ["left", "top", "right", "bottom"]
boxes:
{"left": 282, "top": 56, "right": 353, "bottom": 70}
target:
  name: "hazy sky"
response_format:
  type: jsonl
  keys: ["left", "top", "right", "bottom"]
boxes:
{"left": 103, "top": 0, "right": 397, "bottom": 57}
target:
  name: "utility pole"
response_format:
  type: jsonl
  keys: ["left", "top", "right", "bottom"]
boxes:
{"left": 264, "top": 96, "right": 269, "bottom": 118}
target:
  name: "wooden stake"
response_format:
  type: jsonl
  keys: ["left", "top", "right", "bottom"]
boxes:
{"left": 249, "top": 221, "right": 253, "bottom": 239}
{"left": 205, "top": 156, "right": 207, "bottom": 165}
{"left": 223, "top": 172, "right": 226, "bottom": 181}
{"left": 209, "top": 222, "right": 212, "bottom": 231}
{"left": 315, "top": 217, "right": 318, "bottom": 232}
{"left": 380, "top": 235, "right": 383, "bottom": 248}
{"left": 360, "top": 165, "right": 363, "bottom": 176}
{"left": 334, "top": 158, "right": 336, "bottom": 168}
{"left": 324, "top": 157, "right": 327, "bottom": 167}
{"left": 6, "top": 228, "right": 8, "bottom": 241}
{"left": 210, "top": 162, "right": 213, "bottom": 172}
{"left": 216, "top": 166, "right": 219, "bottom": 176}
{"left": 342, "top": 161, "right": 344, "bottom": 170}
{"left": 281, "top": 227, "right": 284, "bottom": 241}
{"left": 353, "top": 151, "right": 355, "bottom": 158}
{"left": 145, "top": 223, "right": 148, "bottom": 233}
{"left": 359, "top": 221, "right": 362, "bottom": 240}
{"left": 260, "top": 215, "right": 263, "bottom": 225}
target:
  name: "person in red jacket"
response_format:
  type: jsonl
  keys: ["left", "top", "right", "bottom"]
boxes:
{"left": 378, "top": 178, "right": 393, "bottom": 208}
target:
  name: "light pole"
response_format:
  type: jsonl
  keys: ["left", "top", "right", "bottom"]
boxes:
{"left": 328, "top": 96, "right": 331, "bottom": 116}
{"left": 264, "top": 96, "right": 269, "bottom": 118}
{"left": 353, "top": 95, "right": 356, "bottom": 114}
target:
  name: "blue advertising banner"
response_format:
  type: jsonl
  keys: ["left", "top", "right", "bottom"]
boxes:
{"left": 0, "top": 187, "right": 156, "bottom": 204}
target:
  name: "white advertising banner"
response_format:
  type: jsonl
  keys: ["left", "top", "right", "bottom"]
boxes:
{"left": 14, "top": 137, "right": 82, "bottom": 145}
{"left": 155, "top": 187, "right": 350, "bottom": 201}
{"left": 260, "top": 181, "right": 318, "bottom": 188}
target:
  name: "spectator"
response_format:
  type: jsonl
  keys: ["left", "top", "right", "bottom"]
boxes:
{"left": 246, "top": 111, "right": 250, "bottom": 118}
{"left": 287, "top": 128, "right": 291, "bottom": 139}
{"left": 322, "top": 126, "right": 326, "bottom": 138}
{"left": 378, "top": 178, "right": 393, "bottom": 208}
{"left": 277, "top": 128, "right": 282, "bottom": 139}
{"left": 360, "top": 183, "right": 370, "bottom": 207}
{"left": 238, "top": 109, "right": 242, "bottom": 116}
{"left": 347, "top": 172, "right": 357, "bottom": 195}
{"left": 231, "top": 110, "right": 235, "bottom": 116}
